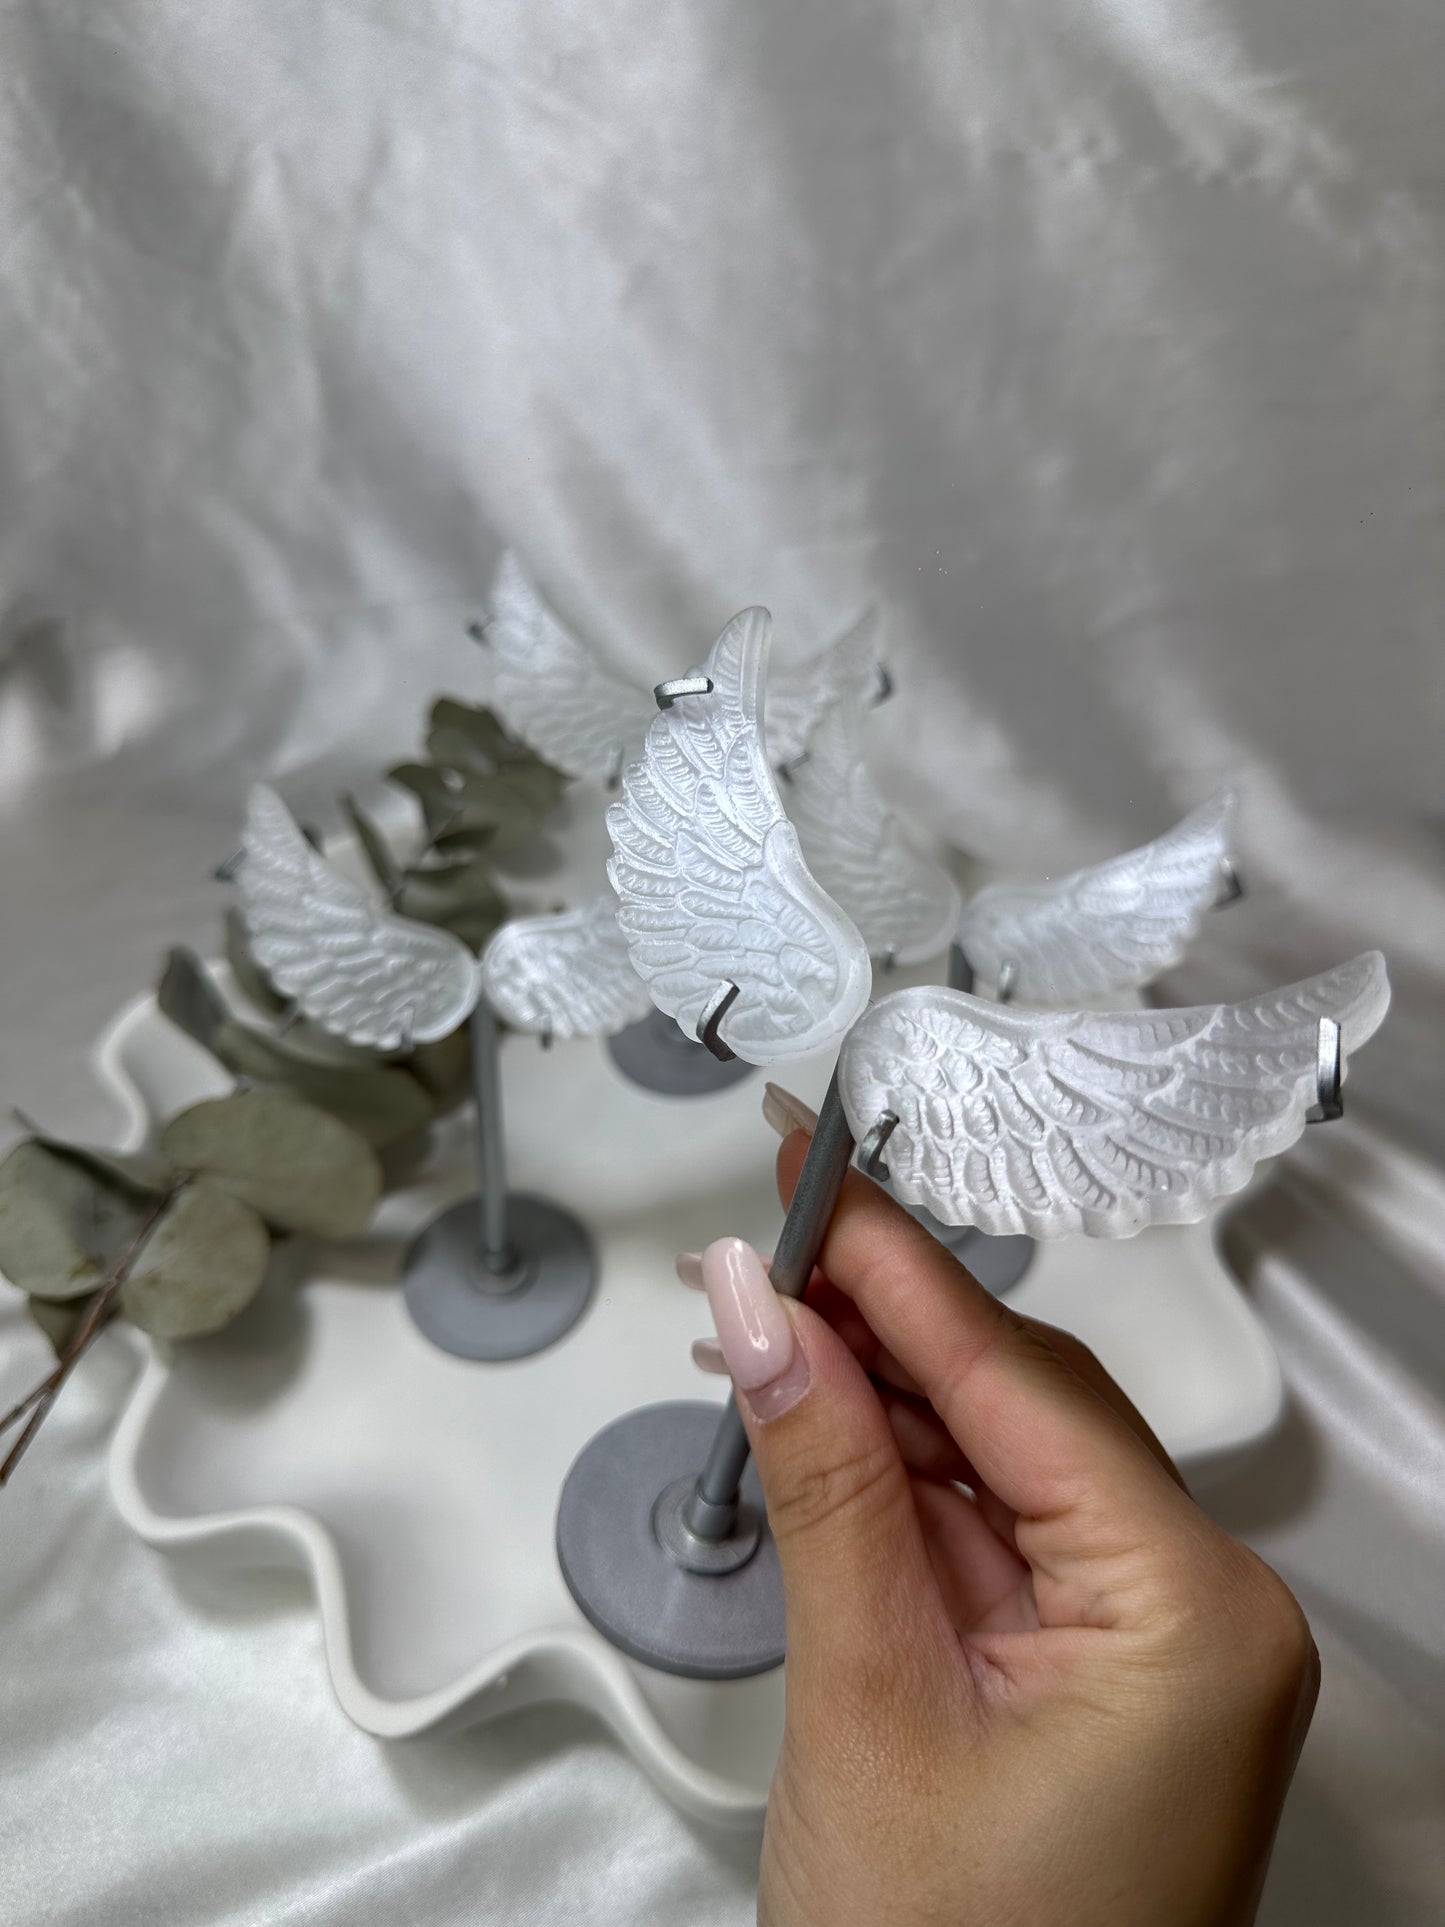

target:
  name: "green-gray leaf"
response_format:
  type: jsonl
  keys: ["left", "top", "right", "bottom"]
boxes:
{"left": 26, "top": 1294, "right": 92, "bottom": 1358}
{"left": 160, "top": 1090, "right": 381, "bottom": 1237}
{"left": 20, "top": 1130, "right": 173, "bottom": 1200}
{"left": 396, "top": 896, "right": 505, "bottom": 953}
{"left": 340, "top": 791, "right": 403, "bottom": 900}
{"left": 211, "top": 1021, "right": 434, "bottom": 1147}
{"left": 399, "top": 857, "right": 506, "bottom": 924}
{"left": 387, "top": 762, "right": 474, "bottom": 841}
{"left": 426, "top": 699, "right": 517, "bottom": 772}
{"left": 0, "top": 1141, "right": 149, "bottom": 1300}
{"left": 223, "top": 909, "right": 291, "bottom": 1017}
{"left": 158, "top": 946, "right": 230, "bottom": 1054}
{"left": 403, "top": 1029, "right": 472, "bottom": 1109}
{"left": 120, "top": 1178, "right": 270, "bottom": 1339}
{"left": 390, "top": 762, "right": 563, "bottom": 853}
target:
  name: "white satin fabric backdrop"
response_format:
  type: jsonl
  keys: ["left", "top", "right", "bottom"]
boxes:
{"left": 1, "top": 4, "right": 1442, "bottom": 1921}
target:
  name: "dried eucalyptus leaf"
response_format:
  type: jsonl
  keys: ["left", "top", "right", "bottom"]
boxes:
{"left": 400, "top": 857, "right": 507, "bottom": 917}
{"left": 211, "top": 1021, "right": 434, "bottom": 1147}
{"left": 393, "top": 762, "right": 553, "bottom": 849}
{"left": 340, "top": 791, "right": 403, "bottom": 899}
{"left": 120, "top": 1179, "right": 270, "bottom": 1339}
{"left": 426, "top": 699, "right": 516, "bottom": 772}
{"left": 388, "top": 762, "right": 469, "bottom": 839}
{"left": 415, "top": 826, "right": 495, "bottom": 864}
{"left": 471, "top": 763, "right": 568, "bottom": 822}
{"left": 157, "top": 946, "right": 229, "bottom": 1054}
{"left": 26, "top": 1294, "right": 90, "bottom": 1358}
{"left": 398, "top": 850, "right": 508, "bottom": 947}
{"left": 0, "top": 1141, "right": 148, "bottom": 1300}
{"left": 160, "top": 1090, "right": 381, "bottom": 1237}
{"left": 23, "top": 1130, "right": 172, "bottom": 1199}
{"left": 223, "top": 908, "right": 290, "bottom": 1017}
{"left": 404, "top": 1029, "right": 472, "bottom": 1108}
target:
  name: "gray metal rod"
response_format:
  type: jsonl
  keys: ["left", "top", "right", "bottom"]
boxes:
{"left": 470, "top": 1000, "right": 517, "bottom": 1275}
{"left": 685, "top": 1069, "right": 856, "bottom": 1542}
{"left": 946, "top": 940, "right": 974, "bottom": 995}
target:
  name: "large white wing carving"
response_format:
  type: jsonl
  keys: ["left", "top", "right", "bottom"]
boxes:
{"left": 479, "top": 895, "right": 653, "bottom": 1040}
{"left": 956, "top": 792, "right": 1237, "bottom": 1004}
{"left": 767, "top": 605, "right": 888, "bottom": 770}
{"left": 237, "top": 786, "right": 482, "bottom": 1052}
{"left": 840, "top": 951, "right": 1390, "bottom": 1238}
{"left": 606, "top": 607, "right": 872, "bottom": 1064}
{"left": 484, "top": 552, "right": 650, "bottom": 783}
{"left": 785, "top": 694, "right": 961, "bottom": 966}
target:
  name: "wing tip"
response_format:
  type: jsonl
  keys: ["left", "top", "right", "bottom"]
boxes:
{"left": 705, "top": 604, "right": 774, "bottom": 711}
{"left": 1338, "top": 948, "right": 1391, "bottom": 1050}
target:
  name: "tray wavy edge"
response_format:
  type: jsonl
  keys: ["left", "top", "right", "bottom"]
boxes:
{"left": 98, "top": 986, "right": 770, "bottom": 1827}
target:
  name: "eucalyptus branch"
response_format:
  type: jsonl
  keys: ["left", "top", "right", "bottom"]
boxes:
{"left": 0, "top": 1180, "right": 182, "bottom": 1486}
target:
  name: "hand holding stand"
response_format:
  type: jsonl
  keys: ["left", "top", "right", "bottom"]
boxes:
{"left": 403, "top": 1001, "right": 596, "bottom": 1360}
{"left": 555, "top": 1073, "right": 855, "bottom": 1677}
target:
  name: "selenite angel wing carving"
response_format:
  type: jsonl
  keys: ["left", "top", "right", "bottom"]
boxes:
{"left": 956, "top": 792, "right": 1237, "bottom": 1004}
{"left": 483, "top": 552, "right": 651, "bottom": 783}
{"left": 606, "top": 606, "right": 872, "bottom": 1064}
{"left": 479, "top": 895, "right": 653, "bottom": 1040}
{"left": 839, "top": 951, "right": 1390, "bottom": 1238}
{"left": 237, "top": 785, "right": 482, "bottom": 1052}
{"left": 766, "top": 605, "right": 888, "bottom": 770}
{"left": 785, "top": 694, "right": 961, "bottom": 966}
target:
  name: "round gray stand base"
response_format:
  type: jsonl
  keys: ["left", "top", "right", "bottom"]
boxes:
{"left": 606, "top": 1008, "right": 757, "bottom": 1099}
{"left": 402, "top": 1194, "right": 596, "bottom": 1361}
{"left": 912, "top": 1209, "right": 1037, "bottom": 1297}
{"left": 556, "top": 1401, "right": 784, "bottom": 1680}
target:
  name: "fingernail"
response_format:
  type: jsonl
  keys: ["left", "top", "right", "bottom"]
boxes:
{"left": 700, "top": 1237, "right": 811, "bottom": 1422}
{"left": 674, "top": 1251, "right": 704, "bottom": 1291}
{"left": 691, "top": 1336, "right": 727, "bottom": 1375}
{"left": 762, "top": 1082, "right": 819, "bottom": 1139}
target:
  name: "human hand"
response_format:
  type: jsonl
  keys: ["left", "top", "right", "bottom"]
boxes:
{"left": 680, "top": 1084, "right": 1318, "bottom": 1927}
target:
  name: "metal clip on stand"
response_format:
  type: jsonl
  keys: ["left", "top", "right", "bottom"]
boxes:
{"left": 1306, "top": 1017, "right": 1345, "bottom": 1123}
{"left": 402, "top": 1000, "right": 597, "bottom": 1361}
{"left": 554, "top": 1073, "right": 856, "bottom": 1678}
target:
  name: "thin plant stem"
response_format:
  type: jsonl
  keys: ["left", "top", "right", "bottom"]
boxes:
{"left": 0, "top": 1182, "right": 181, "bottom": 1486}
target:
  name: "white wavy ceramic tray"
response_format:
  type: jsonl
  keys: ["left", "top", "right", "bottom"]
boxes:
{"left": 101, "top": 975, "right": 1283, "bottom": 1825}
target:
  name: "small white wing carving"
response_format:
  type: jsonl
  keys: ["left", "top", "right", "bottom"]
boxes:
{"left": 479, "top": 895, "right": 653, "bottom": 1040}
{"left": 238, "top": 786, "right": 482, "bottom": 1052}
{"left": 785, "top": 695, "right": 961, "bottom": 966}
{"left": 767, "top": 605, "right": 888, "bottom": 770}
{"left": 606, "top": 607, "right": 872, "bottom": 1064}
{"left": 840, "top": 951, "right": 1390, "bottom": 1238}
{"left": 957, "top": 792, "right": 1237, "bottom": 1004}
{"left": 484, "top": 552, "right": 650, "bottom": 783}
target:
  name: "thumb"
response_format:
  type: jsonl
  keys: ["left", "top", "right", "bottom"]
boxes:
{"left": 697, "top": 1238, "right": 950, "bottom": 1685}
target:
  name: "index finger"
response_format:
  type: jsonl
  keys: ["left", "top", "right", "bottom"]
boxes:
{"left": 776, "top": 1132, "right": 1198, "bottom": 1568}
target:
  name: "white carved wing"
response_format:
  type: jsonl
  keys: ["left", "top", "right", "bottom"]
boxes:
{"left": 956, "top": 792, "right": 1237, "bottom": 1004}
{"left": 484, "top": 552, "right": 650, "bottom": 783}
{"left": 767, "top": 606, "right": 887, "bottom": 769}
{"left": 479, "top": 895, "right": 653, "bottom": 1040}
{"left": 785, "top": 695, "right": 961, "bottom": 965}
{"left": 839, "top": 951, "right": 1390, "bottom": 1238}
{"left": 238, "top": 785, "right": 482, "bottom": 1051}
{"left": 606, "top": 607, "right": 873, "bottom": 1064}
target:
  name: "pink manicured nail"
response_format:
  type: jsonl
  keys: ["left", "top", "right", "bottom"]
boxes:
{"left": 700, "top": 1237, "right": 811, "bottom": 1422}
{"left": 762, "top": 1082, "right": 819, "bottom": 1139}
{"left": 691, "top": 1336, "right": 727, "bottom": 1375}
{"left": 674, "top": 1252, "right": 704, "bottom": 1291}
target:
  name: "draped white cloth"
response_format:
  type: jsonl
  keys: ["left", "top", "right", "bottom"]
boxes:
{"left": 2, "top": 4, "right": 1442, "bottom": 1920}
